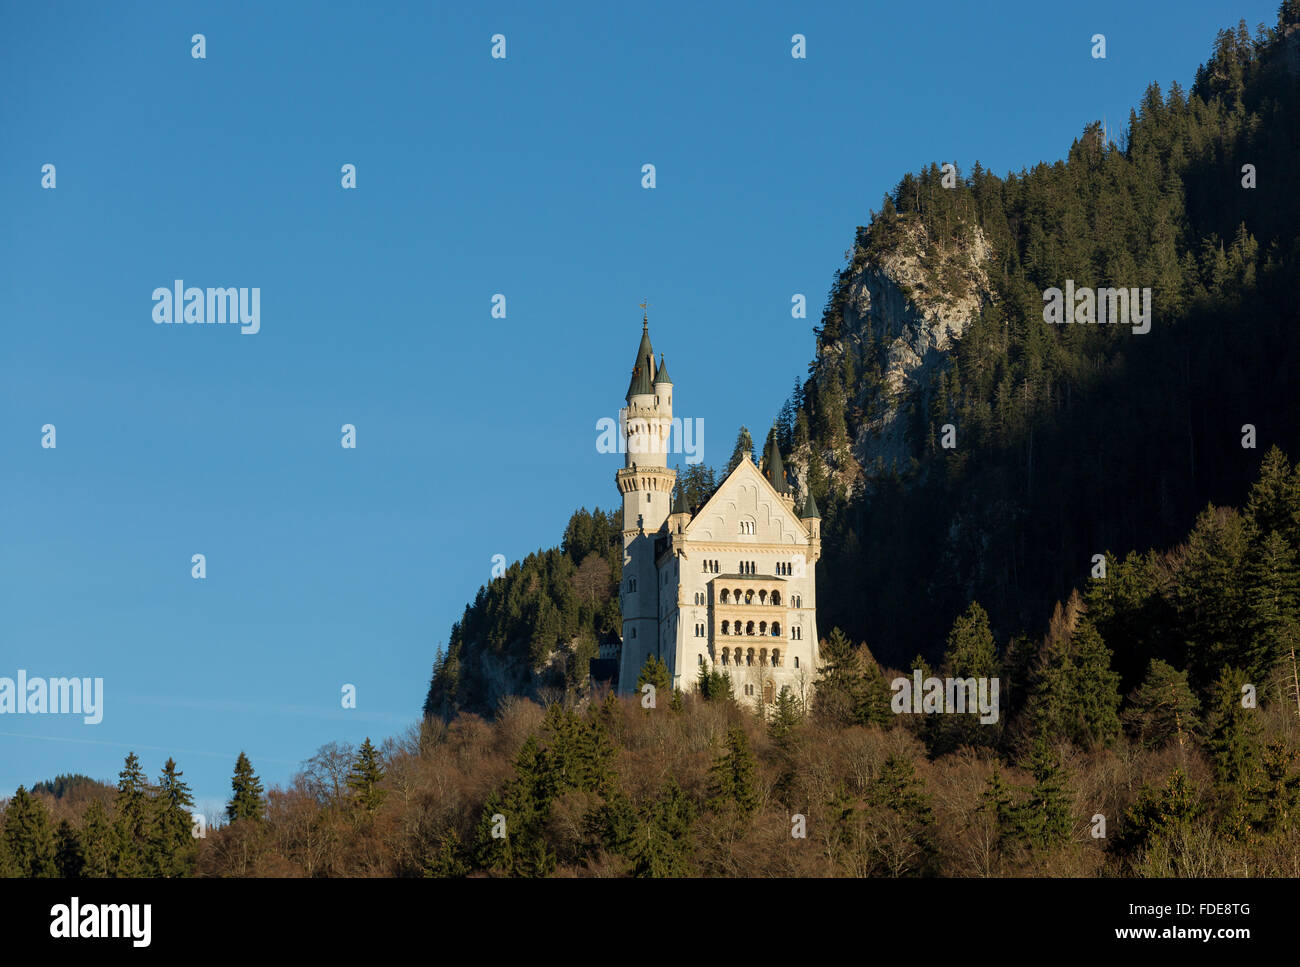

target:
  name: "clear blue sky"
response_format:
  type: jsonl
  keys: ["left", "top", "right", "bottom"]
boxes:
{"left": 1, "top": 1, "right": 1278, "bottom": 815}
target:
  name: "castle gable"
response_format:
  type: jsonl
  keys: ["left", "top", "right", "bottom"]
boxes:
{"left": 685, "top": 458, "right": 809, "bottom": 545}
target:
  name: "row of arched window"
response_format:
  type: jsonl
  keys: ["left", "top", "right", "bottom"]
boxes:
{"left": 719, "top": 646, "right": 783, "bottom": 667}
{"left": 719, "top": 588, "right": 782, "bottom": 606}
{"left": 719, "top": 620, "right": 782, "bottom": 637}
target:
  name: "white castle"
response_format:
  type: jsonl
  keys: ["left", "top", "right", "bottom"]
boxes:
{"left": 613, "top": 315, "right": 822, "bottom": 709}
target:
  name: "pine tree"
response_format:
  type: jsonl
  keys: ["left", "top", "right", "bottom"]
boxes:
{"left": 1016, "top": 740, "right": 1072, "bottom": 850}
{"left": 627, "top": 778, "right": 696, "bottom": 877}
{"left": 707, "top": 727, "right": 759, "bottom": 818}
{"left": 813, "top": 627, "right": 862, "bottom": 726}
{"left": 769, "top": 686, "right": 803, "bottom": 743}
{"left": 152, "top": 757, "right": 196, "bottom": 876}
{"left": 697, "top": 664, "right": 734, "bottom": 702}
{"left": 346, "top": 738, "right": 387, "bottom": 815}
{"left": 1245, "top": 446, "right": 1300, "bottom": 549}
{"left": 976, "top": 769, "right": 1017, "bottom": 855}
{"left": 80, "top": 799, "right": 113, "bottom": 877}
{"left": 1205, "top": 666, "right": 1265, "bottom": 838}
{"left": 635, "top": 654, "right": 670, "bottom": 701}
{"left": 113, "top": 751, "right": 153, "bottom": 876}
{"left": 1122, "top": 659, "right": 1201, "bottom": 753}
{"left": 726, "top": 427, "right": 756, "bottom": 474}
{"left": 929, "top": 601, "right": 1000, "bottom": 754}
{"left": 1, "top": 787, "right": 57, "bottom": 877}
{"left": 1114, "top": 769, "right": 1203, "bottom": 866}
{"left": 54, "top": 820, "right": 84, "bottom": 877}
{"left": 1251, "top": 740, "right": 1300, "bottom": 835}
{"left": 227, "top": 752, "right": 265, "bottom": 823}
{"left": 1028, "top": 620, "right": 1121, "bottom": 749}
{"left": 1177, "top": 505, "right": 1250, "bottom": 687}
{"left": 1245, "top": 529, "right": 1300, "bottom": 691}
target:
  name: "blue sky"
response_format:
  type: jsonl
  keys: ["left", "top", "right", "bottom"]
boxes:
{"left": 1, "top": 0, "right": 1279, "bottom": 814}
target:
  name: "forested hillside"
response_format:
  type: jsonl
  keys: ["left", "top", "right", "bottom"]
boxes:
{"left": 8, "top": 447, "right": 1300, "bottom": 877}
{"left": 791, "top": 9, "right": 1300, "bottom": 665}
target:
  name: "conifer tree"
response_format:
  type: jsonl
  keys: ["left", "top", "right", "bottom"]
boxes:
{"left": 227, "top": 751, "right": 265, "bottom": 823}
{"left": 814, "top": 627, "right": 862, "bottom": 726}
{"left": 346, "top": 738, "right": 387, "bottom": 815}
{"left": 769, "top": 686, "right": 803, "bottom": 743}
{"left": 113, "top": 751, "right": 154, "bottom": 876}
{"left": 976, "top": 769, "right": 1017, "bottom": 856}
{"left": 1245, "top": 529, "right": 1300, "bottom": 690}
{"left": 1176, "top": 505, "right": 1250, "bottom": 687}
{"left": 929, "top": 601, "right": 1000, "bottom": 753}
{"left": 1245, "top": 446, "right": 1300, "bottom": 549}
{"left": 1114, "top": 769, "right": 1203, "bottom": 866}
{"left": 1016, "top": 740, "right": 1072, "bottom": 850}
{"left": 1028, "top": 620, "right": 1121, "bottom": 749}
{"left": 153, "top": 757, "right": 196, "bottom": 876}
{"left": 627, "top": 778, "right": 695, "bottom": 877}
{"left": 1251, "top": 740, "right": 1300, "bottom": 835}
{"left": 696, "top": 663, "right": 734, "bottom": 702}
{"left": 54, "top": 819, "right": 85, "bottom": 878}
{"left": 707, "top": 727, "right": 759, "bottom": 817}
{"left": 726, "top": 426, "right": 756, "bottom": 474}
{"left": 635, "top": 654, "right": 670, "bottom": 701}
{"left": 1122, "top": 659, "right": 1201, "bottom": 752}
{"left": 1, "top": 786, "right": 57, "bottom": 877}
{"left": 80, "top": 799, "right": 113, "bottom": 877}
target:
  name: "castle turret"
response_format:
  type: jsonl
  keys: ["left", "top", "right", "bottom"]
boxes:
{"left": 616, "top": 314, "right": 677, "bottom": 691}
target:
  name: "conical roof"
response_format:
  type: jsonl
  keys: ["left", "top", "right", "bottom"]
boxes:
{"left": 625, "top": 322, "right": 656, "bottom": 399}
{"left": 672, "top": 486, "right": 689, "bottom": 515}
{"left": 654, "top": 354, "right": 672, "bottom": 384}
{"left": 800, "top": 489, "right": 820, "bottom": 519}
{"left": 764, "top": 430, "right": 790, "bottom": 495}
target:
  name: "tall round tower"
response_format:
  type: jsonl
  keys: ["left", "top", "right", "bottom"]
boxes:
{"left": 616, "top": 314, "right": 677, "bottom": 691}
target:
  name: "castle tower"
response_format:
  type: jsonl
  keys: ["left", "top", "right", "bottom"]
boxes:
{"left": 616, "top": 316, "right": 676, "bottom": 689}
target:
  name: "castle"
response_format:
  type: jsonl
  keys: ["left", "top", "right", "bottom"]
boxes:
{"left": 613, "top": 316, "right": 822, "bottom": 709}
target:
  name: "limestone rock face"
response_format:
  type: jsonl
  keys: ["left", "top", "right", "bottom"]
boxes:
{"left": 829, "top": 218, "right": 993, "bottom": 481}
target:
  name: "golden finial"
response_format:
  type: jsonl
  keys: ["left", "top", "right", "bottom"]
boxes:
{"left": 639, "top": 299, "right": 649, "bottom": 328}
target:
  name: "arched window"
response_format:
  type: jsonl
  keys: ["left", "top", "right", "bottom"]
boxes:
{"left": 628, "top": 578, "right": 637, "bottom": 592}
{"left": 759, "top": 648, "right": 768, "bottom": 665}
{"left": 745, "top": 590, "right": 754, "bottom": 604}
{"left": 746, "top": 648, "right": 755, "bottom": 666}
{"left": 772, "top": 649, "right": 781, "bottom": 666}
{"left": 733, "top": 588, "right": 742, "bottom": 601}
{"left": 792, "top": 595, "right": 800, "bottom": 608}
{"left": 771, "top": 591, "right": 781, "bottom": 606}
{"left": 772, "top": 622, "right": 781, "bottom": 636}
{"left": 794, "top": 656, "right": 800, "bottom": 668}
{"left": 759, "top": 621, "right": 767, "bottom": 636}
{"left": 721, "top": 647, "right": 730, "bottom": 665}
{"left": 720, "top": 589, "right": 730, "bottom": 604}
{"left": 745, "top": 621, "right": 755, "bottom": 636}
{"left": 758, "top": 590, "right": 767, "bottom": 605}
{"left": 763, "top": 681, "right": 775, "bottom": 704}
{"left": 721, "top": 620, "right": 729, "bottom": 635}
